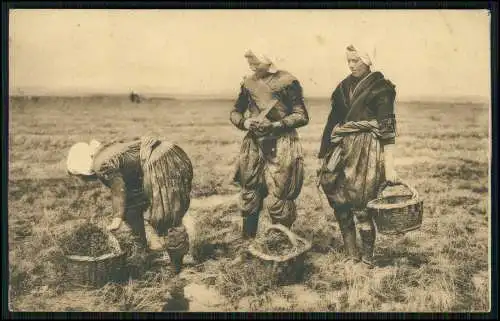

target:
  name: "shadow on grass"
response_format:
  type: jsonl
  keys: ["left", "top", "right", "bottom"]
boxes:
{"left": 375, "top": 250, "right": 431, "bottom": 269}
{"left": 375, "top": 238, "right": 432, "bottom": 269}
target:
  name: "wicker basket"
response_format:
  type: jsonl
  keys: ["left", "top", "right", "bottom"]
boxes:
{"left": 65, "top": 230, "right": 126, "bottom": 288}
{"left": 248, "top": 224, "right": 312, "bottom": 284}
{"left": 367, "top": 181, "right": 424, "bottom": 235}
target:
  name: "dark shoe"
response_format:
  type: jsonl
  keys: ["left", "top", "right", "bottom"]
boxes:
{"left": 340, "top": 228, "right": 359, "bottom": 260}
{"left": 361, "top": 256, "right": 376, "bottom": 269}
{"left": 242, "top": 215, "right": 259, "bottom": 239}
{"left": 334, "top": 208, "right": 359, "bottom": 260}
{"left": 167, "top": 250, "right": 184, "bottom": 274}
{"left": 359, "top": 229, "right": 376, "bottom": 268}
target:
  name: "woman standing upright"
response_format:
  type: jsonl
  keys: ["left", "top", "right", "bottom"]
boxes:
{"left": 317, "top": 44, "right": 400, "bottom": 267}
{"left": 230, "top": 49, "right": 309, "bottom": 239}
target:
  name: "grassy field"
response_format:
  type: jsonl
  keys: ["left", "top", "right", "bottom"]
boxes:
{"left": 8, "top": 95, "right": 491, "bottom": 312}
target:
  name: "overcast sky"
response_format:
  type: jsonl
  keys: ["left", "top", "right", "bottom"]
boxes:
{"left": 9, "top": 9, "right": 491, "bottom": 99}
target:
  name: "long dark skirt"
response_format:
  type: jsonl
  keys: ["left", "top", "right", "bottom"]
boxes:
{"left": 141, "top": 141, "right": 193, "bottom": 254}
{"left": 319, "top": 132, "right": 385, "bottom": 209}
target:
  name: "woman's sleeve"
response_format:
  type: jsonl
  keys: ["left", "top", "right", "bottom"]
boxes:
{"left": 277, "top": 80, "right": 310, "bottom": 129}
{"left": 375, "top": 87, "right": 397, "bottom": 146}
{"left": 109, "top": 176, "right": 126, "bottom": 220}
{"left": 230, "top": 84, "right": 250, "bottom": 131}
{"left": 318, "top": 91, "right": 340, "bottom": 158}
{"left": 96, "top": 155, "right": 122, "bottom": 186}
{"left": 96, "top": 155, "right": 127, "bottom": 220}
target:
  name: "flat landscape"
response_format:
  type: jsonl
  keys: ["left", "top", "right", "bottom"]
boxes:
{"left": 8, "top": 95, "right": 490, "bottom": 312}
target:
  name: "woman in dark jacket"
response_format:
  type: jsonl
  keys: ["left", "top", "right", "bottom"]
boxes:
{"left": 317, "top": 44, "right": 400, "bottom": 267}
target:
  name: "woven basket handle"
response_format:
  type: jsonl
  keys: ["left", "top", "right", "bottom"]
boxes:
{"left": 378, "top": 180, "right": 419, "bottom": 201}
{"left": 265, "top": 224, "right": 299, "bottom": 248}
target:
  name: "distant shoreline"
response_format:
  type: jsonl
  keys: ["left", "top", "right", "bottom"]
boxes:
{"left": 8, "top": 93, "right": 490, "bottom": 105}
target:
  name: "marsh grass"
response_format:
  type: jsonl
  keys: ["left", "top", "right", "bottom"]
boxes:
{"left": 8, "top": 97, "right": 490, "bottom": 312}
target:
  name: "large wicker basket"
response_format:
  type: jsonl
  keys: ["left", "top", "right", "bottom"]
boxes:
{"left": 367, "top": 181, "right": 424, "bottom": 235}
{"left": 64, "top": 229, "right": 126, "bottom": 288}
{"left": 248, "top": 224, "right": 312, "bottom": 284}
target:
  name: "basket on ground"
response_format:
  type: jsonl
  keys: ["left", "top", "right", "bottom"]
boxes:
{"left": 248, "top": 224, "right": 312, "bottom": 284}
{"left": 63, "top": 224, "right": 126, "bottom": 288}
{"left": 367, "top": 181, "right": 424, "bottom": 235}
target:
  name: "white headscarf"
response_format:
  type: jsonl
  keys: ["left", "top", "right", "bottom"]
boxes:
{"left": 66, "top": 139, "right": 102, "bottom": 175}
{"left": 244, "top": 49, "right": 279, "bottom": 74}
{"left": 346, "top": 43, "right": 377, "bottom": 68}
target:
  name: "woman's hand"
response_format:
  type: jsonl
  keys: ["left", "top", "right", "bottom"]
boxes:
{"left": 316, "top": 157, "right": 325, "bottom": 175}
{"left": 315, "top": 158, "right": 325, "bottom": 186}
{"left": 257, "top": 119, "right": 272, "bottom": 130}
{"left": 259, "top": 119, "right": 282, "bottom": 131}
{"left": 107, "top": 217, "right": 123, "bottom": 231}
{"left": 243, "top": 118, "right": 260, "bottom": 131}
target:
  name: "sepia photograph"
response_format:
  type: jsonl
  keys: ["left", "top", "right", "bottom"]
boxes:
{"left": 7, "top": 7, "right": 493, "bottom": 313}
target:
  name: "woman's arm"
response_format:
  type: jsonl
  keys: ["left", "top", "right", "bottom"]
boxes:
{"left": 230, "top": 84, "right": 251, "bottom": 130}
{"left": 318, "top": 91, "right": 340, "bottom": 159}
{"left": 107, "top": 175, "right": 127, "bottom": 231}
{"left": 274, "top": 80, "right": 309, "bottom": 130}
{"left": 374, "top": 85, "right": 398, "bottom": 182}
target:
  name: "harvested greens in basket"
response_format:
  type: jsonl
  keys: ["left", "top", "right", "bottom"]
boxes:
{"left": 378, "top": 195, "right": 413, "bottom": 205}
{"left": 254, "top": 230, "right": 295, "bottom": 257}
{"left": 61, "top": 223, "right": 113, "bottom": 257}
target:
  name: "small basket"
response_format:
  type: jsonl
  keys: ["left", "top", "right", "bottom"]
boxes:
{"left": 65, "top": 230, "right": 126, "bottom": 288}
{"left": 248, "top": 224, "right": 312, "bottom": 284}
{"left": 367, "top": 181, "right": 424, "bottom": 235}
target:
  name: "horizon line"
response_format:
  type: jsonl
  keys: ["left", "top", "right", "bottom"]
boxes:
{"left": 8, "top": 92, "right": 491, "bottom": 104}
{"left": 9, "top": 89, "right": 490, "bottom": 101}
